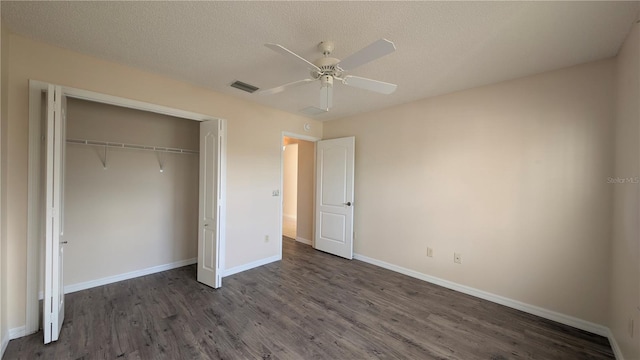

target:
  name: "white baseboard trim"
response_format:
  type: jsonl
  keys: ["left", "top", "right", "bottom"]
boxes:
{"left": 63, "top": 258, "right": 197, "bottom": 295}
{"left": 607, "top": 328, "right": 625, "bottom": 360}
{"left": 8, "top": 326, "right": 26, "bottom": 340}
{"left": 353, "top": 253, "right": 610, "bottom": 338}
{"left": 283, "top": 214, "right": 297, "bottom": 222}
{"left": 295, "top": 237, "right": 312, "bottom": 245}
{"left": 223, "top": 255, "right": 281, "bottom": 277}
{"left": 1, "top": 329, "right": 10, "bottom": 358}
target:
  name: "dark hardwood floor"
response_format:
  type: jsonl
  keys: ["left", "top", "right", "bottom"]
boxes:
{"left": 5, "top": 237, "right": 613, "bottom": 359}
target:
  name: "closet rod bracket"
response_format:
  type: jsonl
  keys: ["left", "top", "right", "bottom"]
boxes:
{"left": 101, "top": 145, "right": 108, "bottom": 169}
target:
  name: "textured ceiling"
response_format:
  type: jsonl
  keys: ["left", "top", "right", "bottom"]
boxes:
{"left": 2, "top": 1, "right": 638, "bottom": 121}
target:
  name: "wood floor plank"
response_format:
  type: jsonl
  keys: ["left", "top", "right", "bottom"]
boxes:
{"left": 4, "top": 238, "right": 614, "bottom": 360}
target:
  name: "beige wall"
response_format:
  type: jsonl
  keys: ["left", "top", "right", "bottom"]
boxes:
{"left": 610, "top": 21, "right": 640, "bottom": 360}
{"left": 324, "top": 59, "right": 615, "bottom": 325}
{"left": 296, "top": 140, "right": 314, "bottom": 243}
{"left": 5, "top": 33, "right": 322, "bottom": 330}
{"left": 281, "top": 137, "right": 315, "bottom": 243}
{"left": 0, "top": 22, "right": 9, "bottom": 351}
{"left": 282, "top": 143, "right": 298, "bottom": 221}
{"left": 63, "top": 98, "right": 199, "bottom": 286}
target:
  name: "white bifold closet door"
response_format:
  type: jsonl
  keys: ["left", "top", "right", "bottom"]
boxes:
{"left": 39, "top": 84, "right": 227, "bottom": 344}
{"left": 44, "top": 84, "right": 67, "bottom": 344}
{"left": 197, "top": 119, "right": 225, "bottom": 289}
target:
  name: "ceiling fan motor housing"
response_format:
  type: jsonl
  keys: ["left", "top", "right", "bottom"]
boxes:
{"left": 311, "top": 57, "right": 341, "bottom": 79}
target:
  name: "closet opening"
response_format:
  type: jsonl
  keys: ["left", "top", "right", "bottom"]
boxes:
{"left": 62, "top": 97, "right": 200, "bottom": 294}
{"left": 26, "top": 81, "right": 226, "bottom": 341}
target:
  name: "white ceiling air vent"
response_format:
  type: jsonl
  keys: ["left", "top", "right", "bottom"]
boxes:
{"left": 230, "top": 80, "right": 259, "bottom": 93}
{"left": 300, "top": 106, "right": 328, "bottom": 116}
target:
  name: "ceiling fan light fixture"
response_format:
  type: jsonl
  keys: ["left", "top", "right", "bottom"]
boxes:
{"left": 320, "top": 74, "right": 334, "bottom": 88}
{"left": 320, "top": 84, "right": 333, "bottom": 110}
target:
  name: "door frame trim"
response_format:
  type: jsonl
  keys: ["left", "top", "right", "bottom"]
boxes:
{"left": 26, "top": 80, "right": 227, "bottom": 335}
{"left": 279, "top": 132, "right": 320, "bottom": 260}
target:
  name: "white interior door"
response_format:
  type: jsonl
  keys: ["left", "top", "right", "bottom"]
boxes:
{"left": 315, "top": 137, "right": 355, "bottom": 259}
{"left": 43, "top": 84, "right": 66, "bottom": 344}
{"left": 198, "top": 119, "right": 225, "bottom": 288}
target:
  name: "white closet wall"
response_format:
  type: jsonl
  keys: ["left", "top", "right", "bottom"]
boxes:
{"left": 63, "top": 98, "right": 199, "bottom": 289}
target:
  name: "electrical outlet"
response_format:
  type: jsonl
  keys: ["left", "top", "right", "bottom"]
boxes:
{"left": 265, "top": 235, "right": 269, "bottom": 243}
{"left": 454, "top": 253, "right": 462, "bottom": 264}
{"left": 426, "top": 247, "right": 433, "bottom": 257}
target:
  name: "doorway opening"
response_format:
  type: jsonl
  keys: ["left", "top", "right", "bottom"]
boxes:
{"left": 280, "top": 135, "right": 317, "bottom": 253}
{"left": 279, "top": 134, "right": 355, "bottom": 260}
{"left": 282, "top": 141, "right": 298, "bottom": 239}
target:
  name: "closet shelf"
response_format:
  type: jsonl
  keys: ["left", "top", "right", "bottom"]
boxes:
{"left": 66, "top": 138, "right": 199, "bottom": 155}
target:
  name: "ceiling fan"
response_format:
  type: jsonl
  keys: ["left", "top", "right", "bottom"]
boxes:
{"left": 259, "top": 39, "right": 398, "bottom": 113}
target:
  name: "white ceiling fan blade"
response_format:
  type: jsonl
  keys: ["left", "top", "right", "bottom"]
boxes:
{"left": 343, "top": 75, "right": 397, "bottom": 94}
{"left": 259, "top": 78, "right": 315, "bottom": 95}
{"left": 320, "top": 85, "right": 333, "bottom": 111}
{"left": 337, "top": 39, "right": 396, "bottom": 71}
{"left": 265, "top": 43, "right": 321, "bottom": 72}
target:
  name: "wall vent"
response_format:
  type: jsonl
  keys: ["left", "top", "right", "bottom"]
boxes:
{"left": 230, "top": 80, "right": 259, "bottom": 93}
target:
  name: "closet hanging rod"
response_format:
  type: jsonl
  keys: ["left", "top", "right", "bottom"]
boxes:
{"left": 66, "top": 138, "right": 199, "bottom": 155}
